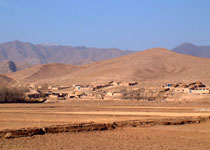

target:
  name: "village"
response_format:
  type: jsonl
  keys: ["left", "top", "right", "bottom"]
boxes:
{"left": 23, "top": 81, "right": 210, "bottom": 102}
{"left": 23, "top": 81, "right": 138, "bottom": 102}
{"left": 162, "top": 82, "right": 210, "bottom": 94}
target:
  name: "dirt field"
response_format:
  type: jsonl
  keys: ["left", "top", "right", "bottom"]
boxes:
{"left": 1, "top": 100, "right": 210, "bottom": 149}
{"left": 1, "top": 100, "right": 210, "bottom": 130}
{"left": 1, "top": 120, "right": 210, "bottom": 150}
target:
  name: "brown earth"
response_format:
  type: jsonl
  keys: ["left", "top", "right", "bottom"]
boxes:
{"left": 1, "top": 119, "right": 210, "bottom": 150}
{"left": 2, "top": 123, "right": 210, "bottom": 150}
{"left": 1, "top": 100, "right": 210, "bottom": 130}
{"left": 1, "top": 100, "right": 210, "bottom": 149}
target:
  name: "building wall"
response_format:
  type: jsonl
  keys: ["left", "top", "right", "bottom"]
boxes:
{"left": 190, "top": 89, "right": 210, "bottom": 94}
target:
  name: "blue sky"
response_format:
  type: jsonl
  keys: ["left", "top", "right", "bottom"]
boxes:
{"left": 0, "top": 0, "right": 209, "bottom": 51}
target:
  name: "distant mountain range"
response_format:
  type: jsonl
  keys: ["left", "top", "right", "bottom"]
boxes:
{"left": 172, "top": 43, "right": 210, "bottom": 58}
{"left": 0, "top": 40, "right": 133, "bottom": 73}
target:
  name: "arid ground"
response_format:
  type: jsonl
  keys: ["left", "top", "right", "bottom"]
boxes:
{"left": 1, "top": 121, "right": 210, "bottom": 150}
{"left": 1, "top": 100, "right": 210, "bottom": 150}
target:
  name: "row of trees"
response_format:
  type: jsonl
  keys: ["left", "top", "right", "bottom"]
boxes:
{"left": 122, "top": 88, "right": 167, "bottom": 101}
{"left": 0, "top": 86, "right": 28, "bottom": 103}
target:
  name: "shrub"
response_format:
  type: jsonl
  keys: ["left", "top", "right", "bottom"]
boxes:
{"left": 122, "top": 88, "right": 167, "bottom": 101}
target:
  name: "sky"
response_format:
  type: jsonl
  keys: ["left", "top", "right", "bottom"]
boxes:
{"left": 0, "top": 0, "right": 209, "bottom": 51}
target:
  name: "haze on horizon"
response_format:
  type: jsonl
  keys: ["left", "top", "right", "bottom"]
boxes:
{"left": 0, "top": 0, "right": 209, "bottom": 51}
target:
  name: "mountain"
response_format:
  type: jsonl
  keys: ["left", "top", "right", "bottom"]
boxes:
{"left": 0, "top": 40, "right": 47, "bottom": 64}
{"left": 172, "top": 43, "right": 210, "bottom": 58}
{"left": 0, "top": 40, "right": 133, "bottom": 73}
{"left": 0, "top": 74, "right": 15, "bottom": 86}
{"left": 8, "top": 48, "right": 210, "bottom": 86}
{"left": 0, "top": 61, "right": 32, "bottom": 74}
{"left": 35, "top": 44, "right": 132, "bottom": 64}
{"left": 0, "top": 61, "right": 17, "bottom": 74}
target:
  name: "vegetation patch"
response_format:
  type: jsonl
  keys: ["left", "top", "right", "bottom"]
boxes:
{"left": 0, "top": 86, "right": 28, "bottom": 103}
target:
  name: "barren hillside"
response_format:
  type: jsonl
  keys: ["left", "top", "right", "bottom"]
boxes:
{"left": 0, "top": 75, "right": 15, "bottom": 86}
{"left": 7, "top": 64, "right": 80, "bottom": 83}
{"left": 57, "top": 48, "right": 210, "bottom": 85}
{"left": 7, "top": 48, "right": 210, "bottom": 85}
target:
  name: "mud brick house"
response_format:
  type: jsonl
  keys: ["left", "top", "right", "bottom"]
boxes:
{"left": 190, "top": 88, "right": 210, "bottom": 94}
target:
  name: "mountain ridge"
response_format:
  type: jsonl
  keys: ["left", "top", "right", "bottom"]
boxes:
{"left": 172, "top": 42, "right": 210, "bottom": 58}
{"left": 0, "top": 40, "right": 133, "bottom": 73}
